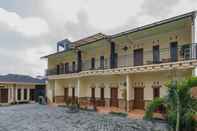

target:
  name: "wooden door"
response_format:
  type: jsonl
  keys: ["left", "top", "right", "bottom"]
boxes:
{"left": 64, "top": 88, "right": 68, "bottom": 101}
{"left": 0, "top": 89, "right": 8, "bottom": 103}
{"left": 110, "top": 88, "right": 118, "bottom": 107}
{"left": 153, "top": 88, "right": 160, "bottom": 99}
{"left": 91, "top": 88, "right": 95, "bottom": 105}
{"left": 98, "top": 87, "right": 105, "bottom": 106}
{"left": 72, "top": 88, "right": 75, "bottom": 103}
{"left": 30, "top": 89, "right": 35, "bottom": 101}
{"left": 134, "top": 88, "right": 144, "bottom": 109}
{"left": 134, "top": 48, "right": 143, "bottom": 66}
{"left": 170, "top": 42, "right": 178, "bottom": 62}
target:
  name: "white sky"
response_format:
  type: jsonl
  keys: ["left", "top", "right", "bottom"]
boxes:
{"left": 0, "top": 0, "right": 197, "bottom": 76}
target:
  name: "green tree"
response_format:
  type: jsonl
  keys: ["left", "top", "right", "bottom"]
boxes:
{"left": 144, "top": 77, "right": 197, "bottom": 131}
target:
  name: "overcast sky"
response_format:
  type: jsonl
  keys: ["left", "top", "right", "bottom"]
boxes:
{"left": 0, "top": 0, "right": 197, "bottom": 77}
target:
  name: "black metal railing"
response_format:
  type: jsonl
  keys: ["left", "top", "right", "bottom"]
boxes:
{"left": 46, "top": 43, "right": 197, "bottom": 76}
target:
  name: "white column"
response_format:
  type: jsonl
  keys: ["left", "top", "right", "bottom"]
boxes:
{"left": 21, "top": 88, "right": 24, "bottom": 101}
{"left": 27, "top": 88, "right": 30, "bottom": 101}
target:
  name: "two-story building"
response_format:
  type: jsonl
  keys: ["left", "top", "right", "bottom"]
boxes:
{"left": 42, "top": 11, "right": 197, "bottom": 111}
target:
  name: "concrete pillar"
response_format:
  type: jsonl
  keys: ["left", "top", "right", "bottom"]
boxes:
{"left": 77, "top": 79, "right": 80, "bottom": 103}
{"left": 126, "top": 74, "right": 130, "bottom": 111}
{"left": 27, "top": 88, "right": 30, "bottom": 101}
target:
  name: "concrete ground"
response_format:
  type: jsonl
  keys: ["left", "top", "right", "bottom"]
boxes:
{"left": 0, "top": 104, "right": 168, "bottom": 131}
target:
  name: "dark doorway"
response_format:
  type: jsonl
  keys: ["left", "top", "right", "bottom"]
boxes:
{"left": 170, "top": 42, "right": 178, "bottom": 62}
{"left": 91, "top": 58, "right": 95, "bottom": 69}
{"left": 100, "top": 56, "right": 105, "bottom": 69}
{"left": 110, "top": 88, "right": 118, "bottom": 107}
{"left": 153, "top": 45, "right": 160, "bottom": 64}
{"left": 153, "top": 88, "right": 160, "bottom": 99}
{"left": 91, "top": 88, "right": 95, "bottom": 105}
{"left": 17, "top": 89, "right": 21, "bottom": 101}
{"left": 72, "top": 61, "right": 76, "bottom": 72}
{"left": 134, "top": 48, "right": 143, "bottom": 66}
{"left": 72, "top": 88, "right": 75, "bottom": 101}
{"left": 30, "top": 89, "right": 35, "bottom": 101}
{"left": 64, "top": 88, "right": 68, "bottom": 101}
{"left": 35, "top": 85, "right": 46, "bottom": 102}
{"left": 56, "top": 65, "right": 60, "bottom": 75}
{"left": 98, "top": 87, "right": 105, "bottom": 106}
{"left": 24, "top": 89, "right": 27, "bottom": 100}
{"left": 134, "top": 88, "right": 144, "bottom": 109}
{"left": 64, "top": 63, "right": 69, "bottom": 73}
{"left": 0, "top": 88, "right": 8, "bottom": 103}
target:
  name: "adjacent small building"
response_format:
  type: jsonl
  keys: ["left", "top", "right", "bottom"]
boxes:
{"left": 0, "top": 74, "right": 46, "bottom": 105}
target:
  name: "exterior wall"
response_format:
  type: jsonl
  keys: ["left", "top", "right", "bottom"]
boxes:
{"left": 46, "top": 14, "right": 196, "bottom": 111}
{"left": 0, "top": 83, "right": 36, "bottom": 104}
{"left": 112, "top": 18, "right": 192, "bottom": 67}
{"left": 48, "top": 50, "right": 76, "bottom": 70}
{"left": 79, "top": 75, "right": 126, "bottom": 99}
{"left": 127, "top": 69, "right": 192, "bottom": 110}
{"left": 80, "top": 39, "right": 111, "bottom": 70}
{"left": 46, "top": 80, "right": 55, "bottom": 103}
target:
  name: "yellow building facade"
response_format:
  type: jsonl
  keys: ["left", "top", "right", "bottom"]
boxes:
{"left": 43, "top": 11, "right": 197, "bottom": 111}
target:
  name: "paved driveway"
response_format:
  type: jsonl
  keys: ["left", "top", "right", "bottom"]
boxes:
{"left": 0, "top": 104, "right": 168, "bottom": 131}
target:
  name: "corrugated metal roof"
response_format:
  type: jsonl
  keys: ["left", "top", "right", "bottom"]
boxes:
{"left": 111, "top": 11, "right": 196, "bottom": 38}
{"left": 41, "top": 11, "right": 197, "bottom": 59}
{"left": 0, "top": 74, "right": 46, "bottom": 85}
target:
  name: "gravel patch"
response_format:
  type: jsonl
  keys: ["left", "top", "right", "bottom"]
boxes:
{"left": 0, "top": 104, "right": 169, "bottom": 131}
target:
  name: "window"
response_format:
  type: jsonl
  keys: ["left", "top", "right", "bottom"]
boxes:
{"left": 170, "top": 42, "right": 178, "bottom": 62}
{"left": 153, "top": 45, "right": 160, "bottom": 64}
{"left": 180, "top": 44, "right": 190, "bottom": 60}
{"left": 24, "top": 89, "right": 27, "bottom": 100}
{"left": 100, "top": 88, "right": 104, "bottom": 100}
{"left": 17, "top": 89, "right": 21, "bottom": 101}
{"left": 134, "top": 48, "right": 143, "bottom": 66}
{"left": 91, "top": 58, "right": 95, "bottom": 69}
{"left": 100, "top": 56, "right": 104, "bottom": 69}
{"left": 72, "top": 61, "right": 76, "bottom": 72}
{"left": 64, "top": 63, "right": 69, "bottom": 73}
{"left": 56, "top": 65, "right": 60, "bottom": 74}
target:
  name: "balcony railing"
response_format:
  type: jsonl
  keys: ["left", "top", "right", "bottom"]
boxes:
{"left": 46, "top": 43, "right": 197, "bottom": 76}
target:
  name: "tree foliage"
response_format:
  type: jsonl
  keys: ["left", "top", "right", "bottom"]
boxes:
{"left": 144, "top": 77, "right": 197, "bottom": 131}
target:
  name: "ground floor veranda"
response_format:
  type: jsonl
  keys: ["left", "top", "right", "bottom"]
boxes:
{"left": 47, "top": 69, "right": 192, "bottom": 111}
{"left": 0, "top": 83, "right": 37, "bottom": 104}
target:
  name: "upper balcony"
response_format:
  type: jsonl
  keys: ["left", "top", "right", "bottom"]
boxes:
{"left": 46, "top": 43, "right": 197, "bottom": 78}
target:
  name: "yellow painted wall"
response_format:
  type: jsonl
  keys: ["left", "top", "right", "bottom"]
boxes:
{"left": 48, "top": 50, "right": 76, "bottom": 70}
{"left": 128, "top": 69, "right": 192, "bottom": 100}
{"left": 112, "top": 18, "right": 192, "bottom": 67}
{"left": 0, "top": 83, "right": 35, "bottom": 104}
{"left": 80, "top": 39, "right": 111, "bottom": 70}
